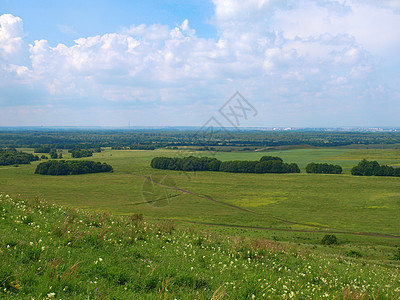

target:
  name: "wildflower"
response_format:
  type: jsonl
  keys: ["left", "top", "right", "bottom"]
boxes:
{"left": 47, "top": 292, "right": 56, "bottom": 298}
{"left": 9, "top": 281, "right": 22, "bottom": 291}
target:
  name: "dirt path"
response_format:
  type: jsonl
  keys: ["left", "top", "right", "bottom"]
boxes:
{"left": 141, "top": 175, "right": 400, "bottom": 239}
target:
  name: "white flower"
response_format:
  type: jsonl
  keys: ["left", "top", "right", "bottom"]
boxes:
{"left": 47, "top": 292, "right": 56, "bottom": 298}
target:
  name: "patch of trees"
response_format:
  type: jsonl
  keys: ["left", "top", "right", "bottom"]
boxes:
{"left": 130, "top": 144, "right": 157, "bottom": 150}
{"left": 0, "top": 148, "right": 39, "bottom": 166}
{"left": 34, "top": 146, "right": 52, "bottom": 153}
{"left": 69, "top": 149, "right": 93, "bottom": 158}
{"left": 35, "top": 160, "right": 113, "bottom": 176}
{"left": 151, "top": 156, "right": 221, "bottom": 171}
{"left": 151, "top": 155, "right": 300, "bottom": 174}
{"left": 351, "top": 159, "right": 400, "bottom": 177}
{"left": 306, "top": 163, "right": 342, "bottom": 174}
{"left": 219, "top": 161, "right": 259, "bottom": 173}
{"left": 49, "top": 149, "right": 62, "bottom": 159}
{"left": 255, "top": 160, "right": 300, "bottom": 174}
{"left": 34, "top": 147, "right": 61, "bottom": 159}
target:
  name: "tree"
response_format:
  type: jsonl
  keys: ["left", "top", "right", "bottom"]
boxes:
{"left": 259, "top": 156, "right": 283, "bottom": 163}
{"left": 306, "top": 163, "right": 342, "bottom": 174}
{"left": 50, "top": 149, "right": 58, "bottom": 159}
{"left": 351, "top": 159, "right": 399, "bottom": 177}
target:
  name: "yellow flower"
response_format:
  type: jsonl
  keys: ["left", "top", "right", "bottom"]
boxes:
{"left": 9, "top": 281, "right": 22, "bottom": 291}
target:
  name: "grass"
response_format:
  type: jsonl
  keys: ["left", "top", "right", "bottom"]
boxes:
{"left": 1, "top": 147, "right": 400, "bottom": 261}
{"left": 1, "top": 193, "right": 400, "bottom": 299}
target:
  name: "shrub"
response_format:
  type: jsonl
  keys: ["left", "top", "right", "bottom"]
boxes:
{"left": 321, "top": 234, "right": 338, "bottom": 245}
{"left": 394, "top": 247, "right": 400, "bottom": 260}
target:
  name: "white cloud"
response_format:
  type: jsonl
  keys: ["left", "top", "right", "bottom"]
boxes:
{"left": 0, "top": 14, "right": 28, "bottom": 65}
{"left": 1, "top": 0, "right": 400, "bottom": 126}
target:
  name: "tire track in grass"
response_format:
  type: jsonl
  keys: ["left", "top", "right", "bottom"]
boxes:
{"left": 148, "top": 218, "right": 400, "bottom": 239}
{"left": 131, "top": 193, "right": 181, "bottom": 206}
{"left": 142, "top": 175, "right": 400, "bottom": 239}
{"left": 142, "top": 175, "right": 327, "bottom": 227}
{"left": 142, "top": 175, "right": 263, "bottom": 215}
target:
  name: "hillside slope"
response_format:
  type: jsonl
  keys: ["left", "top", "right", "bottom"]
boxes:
{"left": 0, "top": 193, "right": 399, "bottom": 299}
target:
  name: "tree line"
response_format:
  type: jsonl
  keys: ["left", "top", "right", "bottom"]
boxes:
{"left": 153, "top": 155, "right": 400, "bottom": 176}
{"left": 351, "top": 159, "right": 400, "bottom": 177}
{"left": 306, "top": 163, "right": 342, "bottom": 174}
{"left": 3, "top": 129, "right": 400, "bottom": 149}
{"left": 151, "top": 156, "right": 300, "bottom": 174}
{"left": 0, "top": 148, "right": 39, "bottom": 166}
{"left": 35, "top": 160, "right": 113, "bottom": 176}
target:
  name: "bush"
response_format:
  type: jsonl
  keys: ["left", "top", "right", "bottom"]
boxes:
{"left": 321, "top": 234, "right": 338, "bottom": 245}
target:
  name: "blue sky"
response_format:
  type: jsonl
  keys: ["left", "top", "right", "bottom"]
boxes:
{"left": 1, "top": 0, "right": 217, "bottom": 45}
{"left": 1, "top": 0, "right": 400, "bottom": 127}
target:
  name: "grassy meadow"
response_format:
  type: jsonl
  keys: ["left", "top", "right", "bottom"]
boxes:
{"left": 1, "top": 147, "right": 400, "bottom": 298}
{"left": 1, "top": 193, "right": 400, "bottom": 299}
{"left": 1, "top": 148, "right": 400, "bottom": 254}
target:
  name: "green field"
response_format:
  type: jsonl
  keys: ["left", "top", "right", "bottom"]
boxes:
{"left": 1, "top": 146, "right": 400, "bottom": 298}
{"left": 1, "top": 147, "right": 400, "bottom": 260}
{"left": 2, "top": 194, "right": 400, "bottom": 299}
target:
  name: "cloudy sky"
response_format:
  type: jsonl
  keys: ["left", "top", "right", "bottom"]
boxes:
{"left": 1, "top": 0, "right": 400, "bottom": 127}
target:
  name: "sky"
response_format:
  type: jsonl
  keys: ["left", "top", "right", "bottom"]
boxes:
{"left": 1, "top": 0, "right": 400, "bottom": 127}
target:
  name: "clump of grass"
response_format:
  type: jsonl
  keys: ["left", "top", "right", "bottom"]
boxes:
{"left": 155, "top": 220, "right": 175, "bottom": 234}
{"left": 346, "top": 250, "right": 363, "bottom": 258}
